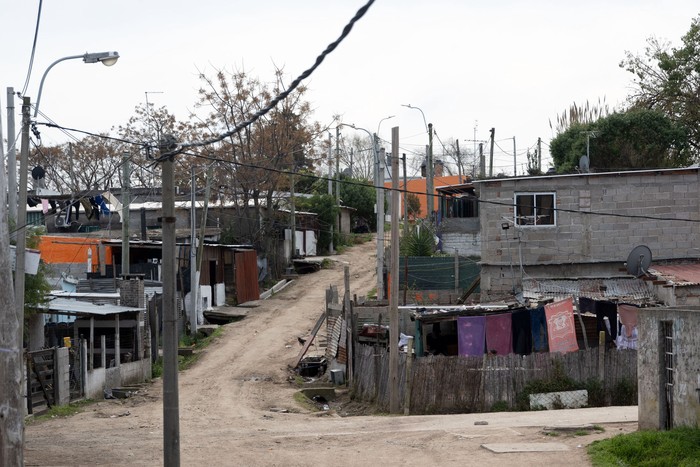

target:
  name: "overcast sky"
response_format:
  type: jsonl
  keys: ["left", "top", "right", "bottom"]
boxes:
{"left": 2, "top": 1, "right": 698, "bottom": 177}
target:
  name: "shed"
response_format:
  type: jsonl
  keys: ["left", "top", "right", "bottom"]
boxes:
{"left": 637, "top": 306, "right": 700, "bottom": 430}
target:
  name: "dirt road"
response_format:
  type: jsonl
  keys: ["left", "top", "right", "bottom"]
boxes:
{"left": 24, "top": 239, "right": 637, "bottom": 466}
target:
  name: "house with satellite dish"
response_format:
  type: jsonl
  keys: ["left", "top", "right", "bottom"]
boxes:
{"left": 474, "top": 166, "right": 700, "bottom": 305}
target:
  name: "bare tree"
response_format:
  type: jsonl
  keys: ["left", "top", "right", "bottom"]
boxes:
{"left": 339, "top": 133, "right": 374, "bottom": 181}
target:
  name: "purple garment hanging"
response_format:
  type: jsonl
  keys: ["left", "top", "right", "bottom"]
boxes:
{"left": 457, "top": 316, "right": 486, "bottom": 356}
{"left": 485, "top": 313, "right": 513, "bottom": 355}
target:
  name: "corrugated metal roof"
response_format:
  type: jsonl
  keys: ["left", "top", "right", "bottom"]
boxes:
{"left": 522, "top": 277, "right": 655, "bottom": 305}
{"left": 43, "top": 298, "right": 144, "bottom": 315}
{"left": 649, "top": 264, "right": 700, "bottom": 287}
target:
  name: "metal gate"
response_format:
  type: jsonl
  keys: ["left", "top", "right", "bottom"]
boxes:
{"left": 662, "top": 320, "right": 674, "bottom": 430}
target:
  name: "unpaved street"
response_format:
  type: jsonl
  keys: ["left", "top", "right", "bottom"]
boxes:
{"left": 24, "top": 239, "right": 637, "bottom": 466}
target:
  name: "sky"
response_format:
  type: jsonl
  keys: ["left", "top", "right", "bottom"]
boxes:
{"left": 2, "top": 0, "right": 699, "bottom": 178}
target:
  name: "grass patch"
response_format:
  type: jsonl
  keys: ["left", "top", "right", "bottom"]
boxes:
{"left": 320, "top": 258, "right": 334, "bottom": 269}
{"left": 152, "top": 327, "right": 226, "bottom": 378}
{"left": 293, "top": 391, "right": 318, "bottom": 411}
{"left": 588, "top": 427, "right": 700, "bottom": 467}
{"left": 28, "top": 399, "right": 94, "bottom": 424}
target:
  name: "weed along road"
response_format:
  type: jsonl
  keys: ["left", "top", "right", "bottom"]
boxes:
{"left": 24, "top": 239, "right": 637, "bottom": 466}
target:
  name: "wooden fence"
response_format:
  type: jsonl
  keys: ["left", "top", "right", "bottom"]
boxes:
{"left": 353, "top": 345, "right": 637, "bottom": 414}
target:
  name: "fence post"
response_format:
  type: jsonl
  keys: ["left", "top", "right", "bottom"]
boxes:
{"left": 404, "top": 336, "right": 414, "bottom": 415}
{"left": 101, "top": 335, "right": 107, "bottom": 369}
{"left": 454, "top": 248, "right": 459, "bottom": 295}
{"left": 598, "top": 331, "right": 606, "bottom": 382}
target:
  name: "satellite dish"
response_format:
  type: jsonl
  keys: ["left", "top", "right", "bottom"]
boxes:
{"left": 579, "top": 155, "right": 590, "bottom": 173}
{"left": 626, "top": 245, "right": 652, "bottom": 277}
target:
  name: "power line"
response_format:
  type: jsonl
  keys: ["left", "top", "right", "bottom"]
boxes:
{"left": 20, "top": 0, "right": 44, "bottom": 96}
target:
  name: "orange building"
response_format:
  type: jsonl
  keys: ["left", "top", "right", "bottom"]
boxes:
{"left": 385, "top": 174, "right": 469, "bottom": 219}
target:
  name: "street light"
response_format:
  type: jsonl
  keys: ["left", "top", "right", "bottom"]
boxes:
{"left": 34, "top": 51, "right": 120, "bottom": 117}
{"left": 376, "top": 115, "right": 395, "bottom": 138}
{"left": 402, "top": 104, "right": 434, "bottom": 220}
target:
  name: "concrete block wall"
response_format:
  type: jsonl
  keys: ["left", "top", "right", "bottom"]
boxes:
{"left": 478, "top": 169, "right": 700, "bottom": 299}
{"left": 638, "top": 308, "right": 700, "bottom": 430}
{"left": 119, "top": 275, "right": 145, "bottom": 308}
{"left": 441, "top": 232, "right": 481, "bottom": 258}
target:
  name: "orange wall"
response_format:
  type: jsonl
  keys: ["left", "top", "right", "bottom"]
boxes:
{"left": 386, "top": 175, "right": 467, "bottom": 218}
{"left": 39, "top": 236, "right": 112, "bottom": 268}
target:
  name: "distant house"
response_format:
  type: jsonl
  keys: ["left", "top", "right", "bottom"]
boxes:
{"left": 475, "top": 167, "right": 700, "bottom": 303}
{"left": 436, "top": 181, "right": 480, "bottom": 257}
{"left": 637, "top": 306, "right": 700, "bottom": 430}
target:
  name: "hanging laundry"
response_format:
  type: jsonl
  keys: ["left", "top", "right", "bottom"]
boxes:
{"left": 545, "top": 297, "right": 579, "bottom": 354}
{"left": 80, "top": 199, "right": 94, "bottom": 219}
{"left": 41, "top": 199, "right": 49, "bottom": 214}
{"left": 92, "top": 195, "right": 109, "bottom": 216}
{"left": 616, "top": 304, "right": 639, "bottom": 350}
{"left": 485, "top": 313, "right": 513, "bottom": 355}
{"left": 595, "top": 300, "right": 618, "bottom": 344}
{"left": 101, "top": 192, "right": 121, "bottom": 213}
{"left": 530, "top": 307, "right": 549, "bottom": 352}
{"left": 457, "top": 316, "right": 486, "bottom": 356}
{"left": 511, "top": 308, "right": 532, "bottom": 355}
{"left": 578, "top": 296, "right": 596, "bottom": 313}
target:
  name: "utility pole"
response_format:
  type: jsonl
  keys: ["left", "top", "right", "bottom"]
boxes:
{"left": 328, "top": 133, "right": 334, "bottom": 254}
{"left": 489, "top": 128, "right": 495, "bottom": 177}
{"left": 0, "top": 92, "right": 22, "bottom": 467}
{"left": 479, "top": 143, "right": 485, "bottom": 178}
{"left": 456, "top": 139, "right": 462, "bottom": 179}
{"left": 513, "top": 136, "right": 517, "bottom": 176}
{"left": 349, "top": 148, "right": 354, "bottom": 178}
{"left": 190, "top": 166, "right": 198, "bottom": 334}
{"left": 537, "top": 137, "right": 542, "bottom": 172}
{"left": 159, "top": 136, "right": 180, "bottom": 466}
{"left": 194, "top": 165, "right": 213, "bottom": 334}
{"left": 426, "top": 123, "right": 434, "bottom": 221}
{"left": 121, "top": 152, "right": 130, "bottom": 276}
{"left": 376, "top": 141, "right": 385, "bottom": 300}
{"left": 335, "top": 126, "right": 341, "bottom": 204}
{"left": 389, "top": 126, "right": 400, "bottom": 414}
{"left": 6, "top": 88, "right": 17, "bottom": 224}
{"left": 289, "top": 169, "right": 296, "bottom": 265}
{"left": 15, "top": 97, "right": 30, "bottom": 351}
{"left": 402, "top": 153, "right": 408, "bottom": 238}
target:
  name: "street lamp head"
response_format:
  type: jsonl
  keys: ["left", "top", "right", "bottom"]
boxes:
{"left": 83, "top": 51, "right": 120, "bottom": 66}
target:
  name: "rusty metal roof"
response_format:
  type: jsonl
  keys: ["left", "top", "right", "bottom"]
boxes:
{"left": 648, "top": 264, "right": 700, "bottom": 287}
{"left": 522, "top": 277, "right": 655, "bottom": 305}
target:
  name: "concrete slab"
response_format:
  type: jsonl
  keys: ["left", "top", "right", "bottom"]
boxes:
{"left": 481, "top": 443, "right": 569, "bottom": 453}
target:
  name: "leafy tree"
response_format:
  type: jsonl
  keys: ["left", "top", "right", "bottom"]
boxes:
{"left": 406, "top": 193, "right": 421, "bottom": 220}
{"left": 295, "top": 194, "right": 338, "bottom": 254}
{"left": 195, "top": 67, "right": 321, "bottom": 247}
{"left": 339, "top": 175, "right": 376, "bottom": 230}
{"left": 550, "top": 109, "right": 689, "bottom": 172}
{"left": 620, "top": 15, "right": 700, "bottom": 158}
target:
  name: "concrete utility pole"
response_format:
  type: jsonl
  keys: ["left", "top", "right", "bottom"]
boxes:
{"left": 512, "top": 136, "right": 517, "bottom": 176}
{"left": 479, "top": 143, "right": 485, "bottom": 178}
{"left": 402, "top": 153, "right": 408, "bottom": 238}
{"left": 426, "top": 123, "right": 434, "bottom": 221}
{"left": 335, "top": 126, "right": 341, "bottom": 205}
{"left": 6, "top": 88, "right": 17, "bottom": 225}
{"left": 290, "top": 169, "right": 296, "bottom": 265}
{"left": 376, "top": 142, "right": 386, "bottom": 300}
{"left": 121, "top": 152, "right": 130, "bottom": 276}
{"left": 456, "top": 139, "right": 462, "bottom": 178}
{"left": 537, "top": 137, "right": 542, "bottom": 171}
{"left": 0, "top": 93, "right": 22, "bottom": 467}
{"left": 190, "top": 166, "right": 198, "bottom": 333}
{"left": 159, "top": 136, "right": 180, "bottom": 466}
{"left": 328, "top": 133, "right": 334, "bottom": 254}
{"left": 15, "top": 97, "right": 30, "bottom": 352}
{"left": 489, "top": 128, "right": 495, "bottom": 177}
{"left": 389, "top": 126, "right": 400, "bottom": 414}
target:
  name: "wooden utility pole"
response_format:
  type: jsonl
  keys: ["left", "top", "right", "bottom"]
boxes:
{"left": 537, "top": 137, "right": 542, "bottom": 172}
{"left": 389, "top": 126, "right": 400, "bottom": 414}
{"left": 344, "top": 266, "right": 353, "bottom": 386}
{"left": 159, "top": 136, "right": 180, "bottom": 466}
{"left": 15, "top": 97, "right": 30, "bottom": 349}
{"left": 456, "top": 139, "right": 462, "bottom": 178}
{"left": 479, "top": 143, "right": 485, "bottom": 178}
{"left": 190, "top": 166, "right": 198, "bottom": 333}
{"left": 0, "top": 93, "right": 23, "bottom": 467}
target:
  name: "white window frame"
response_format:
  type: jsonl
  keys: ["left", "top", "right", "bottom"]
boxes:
{"left": 514, "top": 192, "right": 556, "bottom": 226}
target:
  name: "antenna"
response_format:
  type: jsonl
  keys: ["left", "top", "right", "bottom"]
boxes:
{"left": 626, "top": 245, "right": 652, "bottom": 277}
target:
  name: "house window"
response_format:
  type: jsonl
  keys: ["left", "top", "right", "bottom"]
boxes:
{"left": 514, "top": 192, "right": 555, "bottom": 226}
